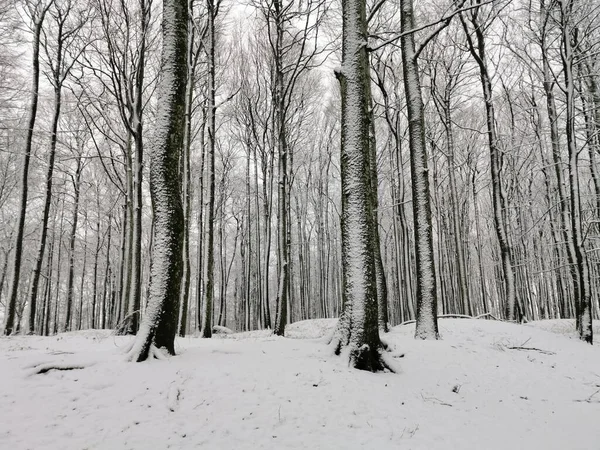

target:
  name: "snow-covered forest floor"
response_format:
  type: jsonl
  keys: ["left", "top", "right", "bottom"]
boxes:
{"left": 2, "top": 319, "right": 600, "bottom": 449}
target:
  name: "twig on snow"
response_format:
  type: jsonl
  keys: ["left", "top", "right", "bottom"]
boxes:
{"left": 575, "top": 388, "right": 600, "bottom": 403}
{"left": 506, "top": 346, "right": 556, "bottom": 355}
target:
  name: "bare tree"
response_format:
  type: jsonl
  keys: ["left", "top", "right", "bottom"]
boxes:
{"left": 4, "top": 0, "right": 54, "bottom": 335}
{"left": 128, "top": 0, "right": 188, "bottom": 361}
{"left": 329, "top": 0, "right": 389, "bottom": 371}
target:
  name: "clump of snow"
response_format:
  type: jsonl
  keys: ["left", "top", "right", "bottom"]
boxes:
{"left": 285, "top": 318, "right": 338, "bottom": 339}
{"left": 1, "top": 319, "right": 600, "bottom": 449}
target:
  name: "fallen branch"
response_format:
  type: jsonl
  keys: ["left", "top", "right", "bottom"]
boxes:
{"left": 506, "top": 346, "right": 556, "bottom": 355}
{"left": 421, "top": 393, "right": 453, "bottom": 407}
{"left": 401, "top": 313, "right": 500, "bottom": 326}
{"left": 27, "top": 361, "right": 94, "bottom": 376}
{"left": 575, "top": 388, "right": 600, "bottom": 403}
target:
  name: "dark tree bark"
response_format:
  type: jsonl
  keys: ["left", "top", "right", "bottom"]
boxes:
{"left": 128, "top": 0, "right": 188, "bottom": 361}
{"left": 273, "top": 0, "right": 289, "bottom": 336}
{"left": 559, "top": 0, "right": 592, "bottom": 343}
{"left": 460, "top": 2, "right": 519, "bottom": 321}
{"left": 4, "top": 0, "right": 52, "bottom": 336}
{"left": 202, "top": 0, "right": 217, "bottom": 338}
{"left": 63, "top": 154, "right": 83, "bottom": 332}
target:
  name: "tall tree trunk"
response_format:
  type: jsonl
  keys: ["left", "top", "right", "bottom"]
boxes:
{"left": 202, "top": 0, "right": 216, "bottom": 338}
{"left": 128, "top": 0, "right": 188, "bottom": 361}
{"left": 27, "top": 74, "right": 62, "bottom": 334}
{"left": 4, "top": 3, "right": 51, "bottom": 335}
{"left": 369, "top": 109, "right": 389, "bottom": 331}
{"left": 101, "top": 214, "right": 112, "bottom": 329}
{"left": 330, "top": 0, "right": 387, "bottom": 371}
{"left": 77, "top": 227, "right": 89, "bottom": 330}
{"left": 63, "top": 155, "right": 83, "bottom": 332}
{"left": 560, "top": 0, "right": 592, "bottom": 343}
{"left": 273, "top": 0, "right": 289, "bottom": 336}
{"left": 461, "top": 5, "right": 518, "bottom": 321}
{"left": 127, "top": 0, "right": 149, "bottom": 335}
{"left": 401, "top": 0, "right": 438, "bottom": 339}
{"left": 539, "top": 0, "right": 576, "bottom": 322}
{"left": 178, "top": 6, "right": 196, "bottom": 337}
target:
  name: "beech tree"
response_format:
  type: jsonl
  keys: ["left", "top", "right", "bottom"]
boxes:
{"left": 459, "top": 0, "right": 520, "bottom": 321}
{"left": 329, "top": 0, "right": 388, "bottom": 371}
{"left": 3, "top": 0, "right": 54, "bottom": 336}
{"left": 128, "top": 0, "right": 188, "bottom": 361}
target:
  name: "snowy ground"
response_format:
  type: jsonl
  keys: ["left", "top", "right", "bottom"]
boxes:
{"left": 1, "top": 318, "right": 600, "bottom": 450}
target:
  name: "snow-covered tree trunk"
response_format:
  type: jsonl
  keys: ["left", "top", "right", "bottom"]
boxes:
{"left": 400, "top": 0, "right": 438, "bottom": 339}
{"left": 330, "top": 0, "right": 388, "bottom": 371}
{"left": 560, "top": 0, "right": 592, "bottom": 343}
{"left": 128, "top": 0, "right": 188, "bottom": 361}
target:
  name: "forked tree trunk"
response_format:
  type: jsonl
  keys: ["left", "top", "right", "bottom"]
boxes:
{"left": 460, "top": 5, "right": 518, "bottom": 321}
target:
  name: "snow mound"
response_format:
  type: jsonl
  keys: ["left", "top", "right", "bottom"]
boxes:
{"left": 526, "top": 318, "right": 600, "bottom": 338}
{"left": 285, "top": 318, "right": 338, "bottom": 339}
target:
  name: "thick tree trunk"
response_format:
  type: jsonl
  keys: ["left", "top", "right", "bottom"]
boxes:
{"left": 560, "top": 0, "right": 592, "bottom": 343}
{"left": 331, "top": 0, "right": 387, "bottom": 371}
{"left": 128, "top": 0, "right": 188, "bottom": 361}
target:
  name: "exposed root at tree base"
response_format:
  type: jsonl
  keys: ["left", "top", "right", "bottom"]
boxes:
{"left": 350, "top": 345, "right": 396, "bottom": 373}
{"left": 331, "top": 338, "right": 396, "bottom": 373}
{"left": 125, "top": 344, "right": 166, "bottom": 363}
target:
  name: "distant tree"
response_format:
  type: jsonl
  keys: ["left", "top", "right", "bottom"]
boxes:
{"left": 201, "top": 0, "right": 219, "bottom": 338}
{"left": 3, "top": 0, "right": 54, "bottom": 336}
{"left": 459, "top": 0, "right": 520, "bottom": 321}
{"left": 128, "top": 0, "right": 188, "bottom": 361}
{"left": 27, "top": 0, "right": 88, "bottom": 334}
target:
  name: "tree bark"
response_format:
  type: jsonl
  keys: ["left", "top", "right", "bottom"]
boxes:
{"left": 400, "top": 0, "right": 439, "bottom": 339}
{"left": 128, "top": 0, "right": 188, "bottom": 361}
{"left": 330, "top": 0, "right": 387, "bottom": 371}
{"left": 4, "top": 2, "right": 51, "bottom": 335}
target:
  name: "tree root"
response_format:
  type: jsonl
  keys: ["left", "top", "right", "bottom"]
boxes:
{"left": 125, "top": 344, "right": 166, "bottom": 362}
{"left": 350, "top": 344, "right": 396, "bottom": 373}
